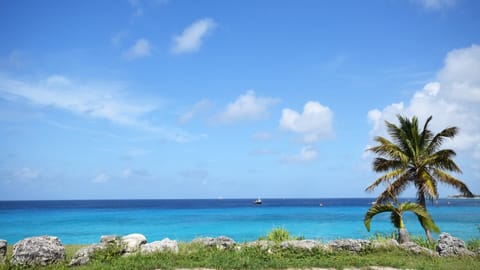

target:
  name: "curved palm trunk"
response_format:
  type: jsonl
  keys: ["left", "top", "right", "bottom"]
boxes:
{"left": 418, "top": 193, "right": 434, "bottom": 242}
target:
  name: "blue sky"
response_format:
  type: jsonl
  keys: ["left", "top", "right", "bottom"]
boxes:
{"left": 1, "top": 0, "right": 479, "bottom": 200}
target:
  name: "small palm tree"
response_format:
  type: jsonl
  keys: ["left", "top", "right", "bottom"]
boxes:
{"left": 364, "top": 201, "right": 439, "bottom": 244}
{"left": 366, "top": 115, "right": 473, "bottom": 241}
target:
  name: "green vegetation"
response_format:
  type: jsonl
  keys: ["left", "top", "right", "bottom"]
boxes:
{"left": 365, "top": 115, "right": 473, "bottom": 241}
{"left": 258, "top": 227, "right": 303, "bottom": 243}
{"left": 90, "top": 242, "right": 124, "bottom": 263}
{"left": 2, "top": 242, "right": 479, "bottom": 270}
{"left": 364, "top": 201, "right": 439, "bottom": 244}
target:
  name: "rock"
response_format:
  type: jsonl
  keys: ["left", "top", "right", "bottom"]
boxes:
{"left": 371, "top": 239, "right": 399, "bottom": 250}
{"left": 122, "top": 233, "right": 147, "bottom": 253}
{"left": 328, "top": 239, "right": 371, "bottom": 252}
{"left": 100, "top": 235, "right": 121, "bottom": 245}
{"left": 436, "top": 233, "right": 475, "bottom": 256}
{"left": 0, "top": 239, "right": 6, "bottom": 264}
{"left": 69, "top": 244, "right": 106, "bottom": 266}
{"left": 11, "top": 236, "right": 66, "bottom": 266}
{"left": 400, "top": 242, "right": 436, "bottom": 256}
{"left": 192, "top": 236, "right": 235, "bottom": 249}
{"left": 141, "top": 238, "right": 179, "bottom": 254}
{"left": 280, "top": 240, "right": 322, "bottom": 250}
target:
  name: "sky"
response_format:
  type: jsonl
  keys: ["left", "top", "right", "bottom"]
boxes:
{"left": 0, "top": 0, "right": 479, "bottom": 200}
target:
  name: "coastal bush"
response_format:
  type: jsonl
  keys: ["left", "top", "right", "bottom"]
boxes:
{"left": 90, "top": 242, "right": 124, "bottom": 263}
{"left": 467, "top": 238, "right": 480, "bottom": 252}
{"left": 258, "top": 227, "right": 303, "bottom": 243}
{"left": 411, "top": 235, "right": 437, "bottom": 250}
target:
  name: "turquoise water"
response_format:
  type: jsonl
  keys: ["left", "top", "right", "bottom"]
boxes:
{"left": 0, "top": 199, "right": 479, "bottom": 244}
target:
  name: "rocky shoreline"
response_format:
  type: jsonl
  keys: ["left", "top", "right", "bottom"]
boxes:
{"left": 0, "top": 232, "right": 477, "bottom": 267}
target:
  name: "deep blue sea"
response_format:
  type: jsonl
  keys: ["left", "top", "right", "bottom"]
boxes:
{"left": 1, "top": 198, "right": 479, "bottom": 244}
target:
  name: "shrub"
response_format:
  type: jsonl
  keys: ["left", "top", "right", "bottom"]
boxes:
{"left": 91, "top": 242, "right": 125, "bottom": 263}
{"left": 259, "top": 227, "right": 303, "bottom": 243}
{"left": 411, "top": 235, "right": 436, "bottom": 250}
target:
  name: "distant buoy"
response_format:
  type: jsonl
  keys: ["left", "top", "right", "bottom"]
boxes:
{"left": 319, "top": 203, "right": 323, "bottom": 207}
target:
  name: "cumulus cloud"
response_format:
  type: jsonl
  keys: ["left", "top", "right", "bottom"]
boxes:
{"left": 367, "top": 44, "right": 480, "bottom": 160}
{"left": 123, "top": 38, "right": 151, "bottom": 59}
{"left": 413, "top": 0, "right": 456, "bottom": 10}
{"left": 178, "top": 99, "right": 213, "bottom": 124}
{"left": 216, "top": 90, "right": 279, "bottom": 124}
{"left": 280, "top": 101, "right": 334, "bottom": 143}
{"left": 281, "top": 146, "right": 318, "bottom": 163}
{"left": 172, "top": 18, "right": 216, "bottom": 54}
{"left": 91, "top": 173, "right": 109, "bottom": 183}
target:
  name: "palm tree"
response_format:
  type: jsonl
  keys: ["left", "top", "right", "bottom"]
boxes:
{"left": 364, "top": 201, "right": 440, "bottom": 244}
{"left": 366, "top": 115, "right": 473, "bottom": 241}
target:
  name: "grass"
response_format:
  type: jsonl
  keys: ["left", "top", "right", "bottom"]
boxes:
{"left": 1, "top": 242, "right": 479, "bottom": 270}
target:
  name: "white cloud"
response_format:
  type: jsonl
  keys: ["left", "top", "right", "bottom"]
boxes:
{"left": 124, "top": 38, "right": 151, "bottom": 59}
{"left": 216, "top": 90, "right": 279, "bottom": 124}
{"left": 91, "top": 173, "right": 109, "bottom": 183}
{"left": 172, "top": 18, "right": 216, "bottom": 54}
{"left": 413, "top": 0, "right": 456, "bottom": 10}
{"left": 178, "top": 99, "right": 213, "bottom": 124}
{"left": 0, "top": 74, "right": 156, "bottom": 126}
{"left": 280, "top": 101, "right": 334, "bottom": 143}
{"left": 367, "top": 44, "right": 480, "bottom": 161}
{"left": 281, "top": 146, "right": 318, "bottom": 163}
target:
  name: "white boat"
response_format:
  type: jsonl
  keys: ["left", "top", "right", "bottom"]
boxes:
{"left": 253, "top": 198, "right": 262, "bottom": 205}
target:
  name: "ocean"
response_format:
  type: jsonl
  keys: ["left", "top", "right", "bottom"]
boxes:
{"left": 1, "top": 198, "right": 479, "bottom": 244}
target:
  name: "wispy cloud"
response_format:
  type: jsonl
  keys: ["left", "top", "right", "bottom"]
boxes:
{"left": 128, "top": 0, "right": 143, "bottom": 17}
{"left": 178, "top": 99, "right": 213, "bottom": 124}
{"left": 172, "top": 18, "right": 216, "bottom": 54}
{"left": 215, "top": 90, "right": 279, "bottom": 124}
{"left": 280, "top": 101, "right": 334, "bottom": 143}
{"left": 280, "top": 146, "right": 318, "bottom": 163}
{"left": 412, "top": 0, "right": 456, "bottom": 10}
{"left": 8, "top": 50, "right": 25, "bottom": 68}
{"left": 122, "top": 168, "right": 150, "bottom": 178}
{"left": 123, "top": 38, "right": 152, "bottom": 59}
{"left": 0, "top": 74, "right": 200, "bottom": 143}
{"left": 0, "top": 74, "right": 156, "bottom": 126}
{"left": 91, "top": 173, "right": 109, "bottom": 183}
{"left": 251, "top": 131, "right": 273, "bottom": 141}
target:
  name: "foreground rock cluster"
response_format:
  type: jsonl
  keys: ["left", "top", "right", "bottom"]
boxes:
{"left": 0, "top": 233, "right": 476, "bottom": 267}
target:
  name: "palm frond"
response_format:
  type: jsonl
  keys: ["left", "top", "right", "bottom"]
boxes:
{"left": 372, "top": 158, "right": 404, "bottom": 172}
{"left": 375, "top": 174, "right": 411, "bottom": 204}
{"left": 364, "top": 203, "right": 395, "bottom": 231}
{"left": 432, "top": 169, "right": 474, "bottom": 197}
{"left": 399, "top": 202, "right": 440, "bottom": 233}
{"left": 426, "top": 126, "right": 459, "bottom": 154}
{"left": 365, "top": 169, "right": 405, "bottom": 192}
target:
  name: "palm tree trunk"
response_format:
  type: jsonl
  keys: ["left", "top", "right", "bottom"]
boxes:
{"left": 398, "top": 228, "right": 410, "bottom": 244}
{"left": 418, "top": 193, "right": 434, "bottom": 242}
